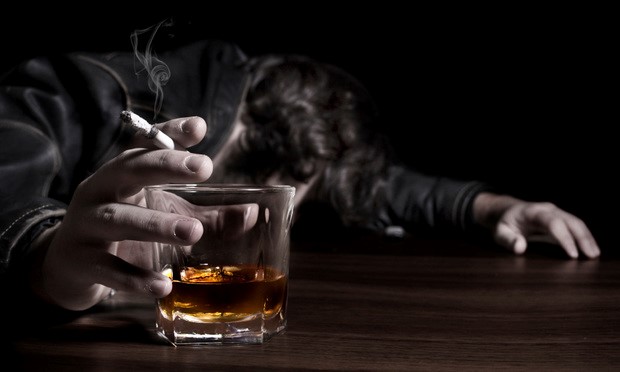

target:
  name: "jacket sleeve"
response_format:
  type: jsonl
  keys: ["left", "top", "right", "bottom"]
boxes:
{"left": 0, "top": 41, "right": 249, "bottom": 277}
{"left": 368, "top": 165, "right": 491, "bottom": 236}
{"left": 0, "top": 54, "right": 127, "bottom": 276}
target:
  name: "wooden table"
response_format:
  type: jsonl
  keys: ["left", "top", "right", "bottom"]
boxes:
{"left": 4, "top": 236, "right": 620, "bottom": 371}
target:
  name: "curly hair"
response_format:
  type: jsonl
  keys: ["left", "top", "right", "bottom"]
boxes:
{"left": 231, "top": 55, "right": 394, "bottom": 227}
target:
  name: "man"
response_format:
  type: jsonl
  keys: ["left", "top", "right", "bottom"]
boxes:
{"left": 0, "top": 39, "right": 599, "bottom": 312}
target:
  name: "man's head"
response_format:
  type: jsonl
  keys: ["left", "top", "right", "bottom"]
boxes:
{"left": 211, "top": 55, "right": 393, "bottom": 228}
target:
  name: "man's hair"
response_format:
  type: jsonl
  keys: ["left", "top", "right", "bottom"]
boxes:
{"left": 236, "top": 55, "right": 393, "bottom": 227}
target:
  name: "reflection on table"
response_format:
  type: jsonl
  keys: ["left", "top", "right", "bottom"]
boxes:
{"left": 5, "top": 235, "right": 620, "bottom": 370}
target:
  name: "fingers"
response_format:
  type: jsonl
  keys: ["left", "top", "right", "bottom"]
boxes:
{"left": 132, "top": 116, "right": 207, "bottom": 150}
{"left": 84, "top": 203, "right": 204, "bottom": 244}
{"left": 158, "top": 116, "right": 207, "bottom": 150}
{"left": 545, "top": 219, "right": 579, "bottom": 259}
{"left": 79, "top": 204, "right": 260, "bottom": 301}
{"left": 79, "top": 148, "right": 213, "bottom": 201}
{"left": 78, "top": 201, "right": 259, "bottom": 245}
{"left": 564, "top": 216, "right": 601, "bottom": 259}
{"left": 529, "top": 206, "right": 599, "bottom": 259}
{"left": 195, "top": 203, "right": 260, "bottom": 239}
{"left": 41, "top": 237, "right": 174, "bottom": 310}
{"left": 83, "top": 115, "right": 211, "bottom": 201}
{"left": 84, "top": 203, "right": 259, "bottom": 299}
{"left": 499, "top": 202, "right": 601, "bottom": 260}
{"left": 44, "top": 116, "right": 211, "bottom": 309}
{"left": 494, "top": 222, "right": 528, "bottom": 255}
{"left": 89, "top": 252, "right": 172, "bottom": 299}
{"left": 146, "top": 191, "right": 260, "bottom": 240}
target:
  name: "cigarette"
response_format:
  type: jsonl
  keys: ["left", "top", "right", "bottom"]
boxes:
{"left": 120, "top": 110, "right": 175, "bottom": 150}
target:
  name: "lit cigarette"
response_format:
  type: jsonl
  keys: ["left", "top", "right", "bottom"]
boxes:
{"left": 120, "top": 110, "right": 175, "bottom": 150}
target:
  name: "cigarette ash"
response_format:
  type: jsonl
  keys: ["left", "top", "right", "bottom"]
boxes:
{"left": 120, "top": 110, "right": 152, "bottom": 137}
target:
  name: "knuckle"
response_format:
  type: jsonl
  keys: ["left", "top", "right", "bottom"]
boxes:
{"left": 529, "top": 201, "right": 556, "bottom": 214}
{"left": 112, "top": 270, "right": 140, "bottom": 292}
{"left": 529, "top": 203, "right": 559, "bottom": 221}
{"left": 144, "top": 211, "right": 162, "bottom": 233}
{"left": 114, "top": 148, "right": 140, "bottom": 166}
{"left": 540, "top": 201, "right": 556, "bottom": 209}
{"left": 96, "top": 205, "right": 118, "bottom": 226}
{"left": 548, "top": 218, "right": 565, "bottom": 232}
{"left": 157, "top": 150, "right": 174, "bottom": 169}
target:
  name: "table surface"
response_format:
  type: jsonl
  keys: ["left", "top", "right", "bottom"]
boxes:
{"left": 4, "top": 235, "right": 620, "bottom": 371}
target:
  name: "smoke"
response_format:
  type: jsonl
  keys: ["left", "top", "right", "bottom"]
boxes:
{"left": 130, "top": 19, "right": 172, "bottom": 119}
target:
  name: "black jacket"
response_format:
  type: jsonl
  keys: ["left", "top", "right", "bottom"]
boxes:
{"left": 0, "top": 40, "right": 486, "bottom": 275}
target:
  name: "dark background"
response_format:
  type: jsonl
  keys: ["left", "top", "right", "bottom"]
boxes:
{"left": 0, "top": 7, "right": 614, "bottom": 250}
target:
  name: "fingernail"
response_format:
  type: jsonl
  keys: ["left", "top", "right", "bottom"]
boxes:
{"left": 183, "top": 155, "right": 207, "bottom": 172}
{"left": 148, "top": 278, "right": 172, "bottom": 297}
{"left": 174, "top": 219, "right": 197, "bottom": 241}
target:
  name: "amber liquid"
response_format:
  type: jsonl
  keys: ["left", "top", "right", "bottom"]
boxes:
{"left": 159, "top": 264, "right": 287, "bottom": 323}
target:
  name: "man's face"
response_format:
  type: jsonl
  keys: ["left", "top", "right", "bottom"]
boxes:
{"left": 210, "top": 118, "right": 319, "bottom": 210}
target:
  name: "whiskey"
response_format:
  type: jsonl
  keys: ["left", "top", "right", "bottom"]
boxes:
{"left": 159, "top": 264, "right": 287, "bottom": 323}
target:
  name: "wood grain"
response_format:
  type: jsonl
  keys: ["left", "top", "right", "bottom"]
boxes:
{"left": 4, "top": 238, "right": 619, "bottom": 371}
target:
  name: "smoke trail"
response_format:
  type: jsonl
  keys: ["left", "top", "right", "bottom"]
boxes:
{"left": 130, "top": 19, "right": 172, "bottom": 119}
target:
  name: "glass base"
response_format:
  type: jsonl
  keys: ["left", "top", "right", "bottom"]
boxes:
{"left": 156, "top": 311, "right": 286, "bottom": 346}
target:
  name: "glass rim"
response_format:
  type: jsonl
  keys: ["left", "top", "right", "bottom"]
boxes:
{"left": 144, "top": 183, "right": 295, "bottom": 193}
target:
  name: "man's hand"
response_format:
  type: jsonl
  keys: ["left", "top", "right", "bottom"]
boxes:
{"left": 31, "top": 117, "right": 214, "bottom": 311}
{"left": 473, "top": 192, "right": 600, "bottom": 259}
